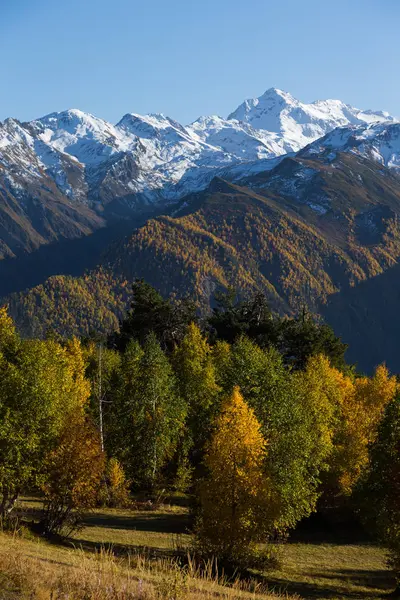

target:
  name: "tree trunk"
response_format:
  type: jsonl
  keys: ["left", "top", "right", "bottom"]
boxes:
{"left": 98, "top": 343, "right": 104, "bottom": 452}
{"left": 0, "top": 490, "right": 19, "bottom": 521}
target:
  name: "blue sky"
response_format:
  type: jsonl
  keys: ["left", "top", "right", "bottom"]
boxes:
{"left": 1, "top": 0, "right": 399, "bottom": 124}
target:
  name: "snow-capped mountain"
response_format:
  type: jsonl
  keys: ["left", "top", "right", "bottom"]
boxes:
{"left": 232, "top": 120, "right": 400, "bottom": 220}
{"left": 301, "top": 121, "right": 400, "bottom": 171}
{"left": 228, "top": 87, "right": 397, "bottom": 152}
{"left": 0, "top": 88, "right": 398, "bottom": 219}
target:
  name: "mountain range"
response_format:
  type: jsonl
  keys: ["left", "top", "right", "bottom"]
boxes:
{"left": 2, "top": 88, "right": 400, "bottom": 372}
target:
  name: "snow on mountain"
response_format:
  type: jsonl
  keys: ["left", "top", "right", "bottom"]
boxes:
{"left": 30, "top": 109, "right": 134, "bottom": 165}
{"left": 228, "top": 87, "right": 397, "bottom": 153}
{"left": 188, "top": 115, "right": 285, "bottom": 160}
{"left": 301, "top": 121, "right": 400, "bottom": 171}
{"left": 0, "top": 89, "right": 397, "bottom": 211}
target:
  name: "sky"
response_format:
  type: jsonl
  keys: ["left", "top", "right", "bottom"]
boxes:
{"left": 1, "top": 0, "right": 399, "bottom": 125}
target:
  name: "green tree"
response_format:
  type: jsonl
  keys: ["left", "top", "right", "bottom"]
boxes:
{"left": 295, "top": 355, "right": 348, "bottom": 500}
{"left": 108, "top": 334, "right": 186, "bottom": 489}
{"left": 172, "top": 323, "right": 220, "bottom": 461}
{"left": 0, "top": 336, "right": 90, "bottom": 518}
{"left": 360, "top": 395, "right": 400, "bottom": 592}
{"left": 134, "top": 334, "right": 186, "bottom": 488}
{"left": 216, "top": 337, "right": 336, "bottom": 531}
{"left": 110, "top": 279, "right": 197, "bottom": 352}
{"left": 104, "top": 339, "right": 143, "bottom": 477}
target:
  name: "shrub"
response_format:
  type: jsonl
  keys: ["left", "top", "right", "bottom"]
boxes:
{"left": 99, "top": 458, "right": 131, "bottom": 508}
{"left": 40, "top": 419, "right": 105, "bottom": 537}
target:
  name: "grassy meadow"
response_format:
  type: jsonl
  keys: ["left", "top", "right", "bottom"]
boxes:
{"left": 0, "top": 496, "right": 394, "bottom": 600}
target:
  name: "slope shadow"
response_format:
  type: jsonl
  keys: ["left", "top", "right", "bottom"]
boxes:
{"left": 67, "top": 536, "right": 180, "bottom": 559}
{"left": 321, "top": 259, "right": 400, "bottom": 374}
{"left": 0, "top": 217, "right": 146, "bottom": 298}
{"left": 265, "top": 567, "right": 393, "bottom": 600}
{"left": 289, "top": 511, "right": 372, "bottom": 545}
{"left": 83, "top": 511, "right": 191, "bottom": 535}
{"left": 263, "top": 511, "right": 395, "bottom": 598}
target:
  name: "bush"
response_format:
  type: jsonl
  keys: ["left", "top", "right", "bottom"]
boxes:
{"left": 99, "top": 458, "right": 131, "bottom": 508}
{"left": 40, "top": 419, "right": 105, "bottom": 537}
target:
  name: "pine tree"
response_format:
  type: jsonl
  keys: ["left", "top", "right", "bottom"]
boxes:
{"left": 110, "top": 279, "right": 197, "bottom": 352}
{"left": 277, "top": 310, "right": 348, "bottom": 371}
{"left": 208, "top": 290, "right": 276, "bottom": 345}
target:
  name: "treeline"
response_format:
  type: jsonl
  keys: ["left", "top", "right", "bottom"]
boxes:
{"left": 1, "top": 281, "right": 400, "bottom": 583}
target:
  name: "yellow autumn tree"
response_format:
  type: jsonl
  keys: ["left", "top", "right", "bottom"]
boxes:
{"left": 331, "top": 364, "right": 398, "bottom": 495}
{"left": 99, "top": 457, "right": 131, "bottom": 508}
{"left": 294, "top": 355, "right": 397, "bottom": 499}
{"left": 41, "top": 419, "right": 105, "bottom": 536}
{"left": 196, "top": 387, "right": 274, "bottom": 564}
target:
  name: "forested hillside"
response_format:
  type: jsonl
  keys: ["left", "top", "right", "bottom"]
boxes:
{"left": 8, "top": 148, "right": 400, "bottom": 372}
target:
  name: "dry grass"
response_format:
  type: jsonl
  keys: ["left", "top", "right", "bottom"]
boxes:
{"left": 0, "top": 531, "right": 291, "bottom": 600}
{"left": 267, "top": 542, "right": 394, "bottom": 599}
{"left": 71, "top": 504, "right": 191, "bottom": 552}
{"left": 13, "top": 498, "right": 396, "bottom": 599}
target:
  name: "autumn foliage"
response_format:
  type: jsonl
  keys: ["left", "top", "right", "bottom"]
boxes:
{"left": 0, "top": 282, "right": 399, "bottom": 573}
{"left": 196, "top": 387, "right": 273, "bottom": 564}
{"left": 41, "top": 420, "right": 105, "bottom": 536}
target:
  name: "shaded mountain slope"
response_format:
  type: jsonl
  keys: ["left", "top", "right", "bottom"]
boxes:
{"left": 9, "top": 149, "right": 400, "bottom": 372}
{"left": 322, "top": 260, "right": 400, "bottom": 373}
{"left": 0, "top": 166, "right": 105, "bottom": 259}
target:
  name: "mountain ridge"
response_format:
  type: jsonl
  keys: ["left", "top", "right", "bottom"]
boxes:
{"left": 3, "top": 88, "right": 400, "bottom": 373}
{"left": 2, "top": 88, "right": 397, "bottom": 212}
{"left": 8, "top": 144, "right": 400, "bottom": 373}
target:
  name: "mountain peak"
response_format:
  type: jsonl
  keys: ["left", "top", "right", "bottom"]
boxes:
{"left": 0, "top": 88, "right": 398, "bottom": 217}
{"left": 227, "top": 88, "right": 396, "bottom": 151}
{"left": 36, "top": 108, "right": 99, "bottom": 125}
{"left": 260, "top": 87, "right": 297, "bottom": 103}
